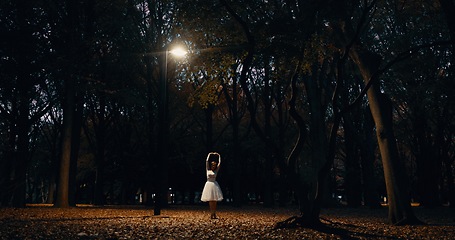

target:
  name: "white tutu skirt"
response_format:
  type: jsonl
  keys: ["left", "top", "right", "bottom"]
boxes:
{"left": 201, "top": 181, "right": 223, "bottom": 202}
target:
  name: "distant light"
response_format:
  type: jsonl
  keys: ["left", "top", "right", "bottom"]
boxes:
{"left": 169, "top": 47, "right": 187, "bottom": 57}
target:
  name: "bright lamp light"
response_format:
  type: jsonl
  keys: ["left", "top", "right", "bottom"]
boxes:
{"left": 169, "top": 46, "right": 187, "bottom": 57}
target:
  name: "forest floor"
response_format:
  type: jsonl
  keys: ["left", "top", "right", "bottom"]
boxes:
{"left": 0, "top": 204, "right": 454, "bottom": 239}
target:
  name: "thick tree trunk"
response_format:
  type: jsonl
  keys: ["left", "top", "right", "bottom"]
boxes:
{"left": 54, "top": 76, "right": 75, "bottom": 208}
{"left": 54, "top": 0, "right": 79, "bottom": 209}
{"left": 349, "top": 45, "right": 420, "bottom": 225}
{"left": 300, "top": 72, "right": 329, "bottom": 225}
{"left": 284, "top": 71, "right": 319, "bottom": 225}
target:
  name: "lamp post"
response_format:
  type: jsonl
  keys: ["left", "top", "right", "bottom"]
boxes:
{"left": 154, "top": 45, "right": 187, "bottom": 216}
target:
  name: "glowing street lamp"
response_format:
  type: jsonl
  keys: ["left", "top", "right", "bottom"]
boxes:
{"left": 169, "top": 46, "right": 188, "bottom": 57}
{"left": 154, "top": 44, "right": 187, "bottom": 216}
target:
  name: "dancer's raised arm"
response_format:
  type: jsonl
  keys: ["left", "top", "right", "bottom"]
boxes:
{"left": 206, "top": 152, "right": 221, "bottom": 170}
{"left": 205, "top": 152, "right": 212, "bottom": 170}
{"left": 215, "top": 153, "right": 221, "bottom": 169}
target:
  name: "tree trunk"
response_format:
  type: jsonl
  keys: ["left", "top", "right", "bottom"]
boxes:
{"left": 230, "top": 77, "right": 243, "bottom": 206}
{"left": 414, "top": 116, "right": 440, "bottom": 207}
{"left": 275, "top": 84, "right": 289, "bottom": 206}
{"left": 349, "top": 45, "right": 420, "bottom": 225}
{"left": 263, "top": 59, "right": 274, "bottom": 207}
{"left": 93, "top": 92, "right": 106, "bottom": 206}
{"left": 54, "top": 75, "right": 75, "bottom": 208}
{"left": 0, "top": 128, "right": 15, "bottom": 206}
{"left": 438, "top": 0, "right": 455, "bottom": 53}
{"left": 303, "top": 72, "right": 329, "bottom": 223}
{"left": 54, "top": 0, "right": 80, "bottom": 209}
{"left": 277, "top": 69, "right": 330, "bottom": 228}
{"left": 444, "top": 156, "right": 455, "bottom": 207}
{"left": 343, "top": 114, "right": 362, "bottom": 207}
{"left": 9, "top": 0, "right": 33, "bottom": 208}
{"left": 286, "top": 71, "right": 316, "bottom": 224}
{"left": 360, "top": 108, "right": 381, "bottom": 208}
{"left": 12, "top": 80, "right": 29, "bottom": 208}
{"left": 438, "top": 0, "right": 455, "bottom": 208}
{"left": 46, "top": 181, "right": 56, "bottom": 204}
{"left": 69, "top": 96, "right": 83, "bottom": 206}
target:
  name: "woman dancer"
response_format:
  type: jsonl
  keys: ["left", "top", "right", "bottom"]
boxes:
{"left": 201, "top": 152, "right": 223, "bottom": 219}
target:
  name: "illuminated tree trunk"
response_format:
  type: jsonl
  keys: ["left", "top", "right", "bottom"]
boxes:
{"left": 54, "top": 0, "right": 78, "bottom": 208}
{"left": 55, "top": 75, "right": 75, "bottom": 208}
{"left": 349, "top": 45, "right": 420, "bottom": 225}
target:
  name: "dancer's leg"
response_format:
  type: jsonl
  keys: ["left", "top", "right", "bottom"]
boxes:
{"left": 209, "top": 201, "right": 217, "bottom": 218}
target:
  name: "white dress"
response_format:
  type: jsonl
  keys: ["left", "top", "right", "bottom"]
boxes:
{"left": 201, "top": 158, "right": 223, "bottom": 202}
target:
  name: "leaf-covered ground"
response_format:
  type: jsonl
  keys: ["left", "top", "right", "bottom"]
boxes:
{"left": 1, "top": 204, "right": 454, "bottom": 239}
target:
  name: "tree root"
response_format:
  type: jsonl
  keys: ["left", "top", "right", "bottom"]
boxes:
{"left": 393, "top": 216, "right": 426, "bottom": 226}
{"left": 274, "top": 215, "right": 357, "bottom": 239}
{"left": 274, "top": 215, "right": 322, "bottom": 229}
{"left": 275, "top": 214, "right": 427, "bottom": 230}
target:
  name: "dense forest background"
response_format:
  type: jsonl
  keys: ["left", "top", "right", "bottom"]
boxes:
{"left": 1, "top": 0, "right": 454, "bottom": 225}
